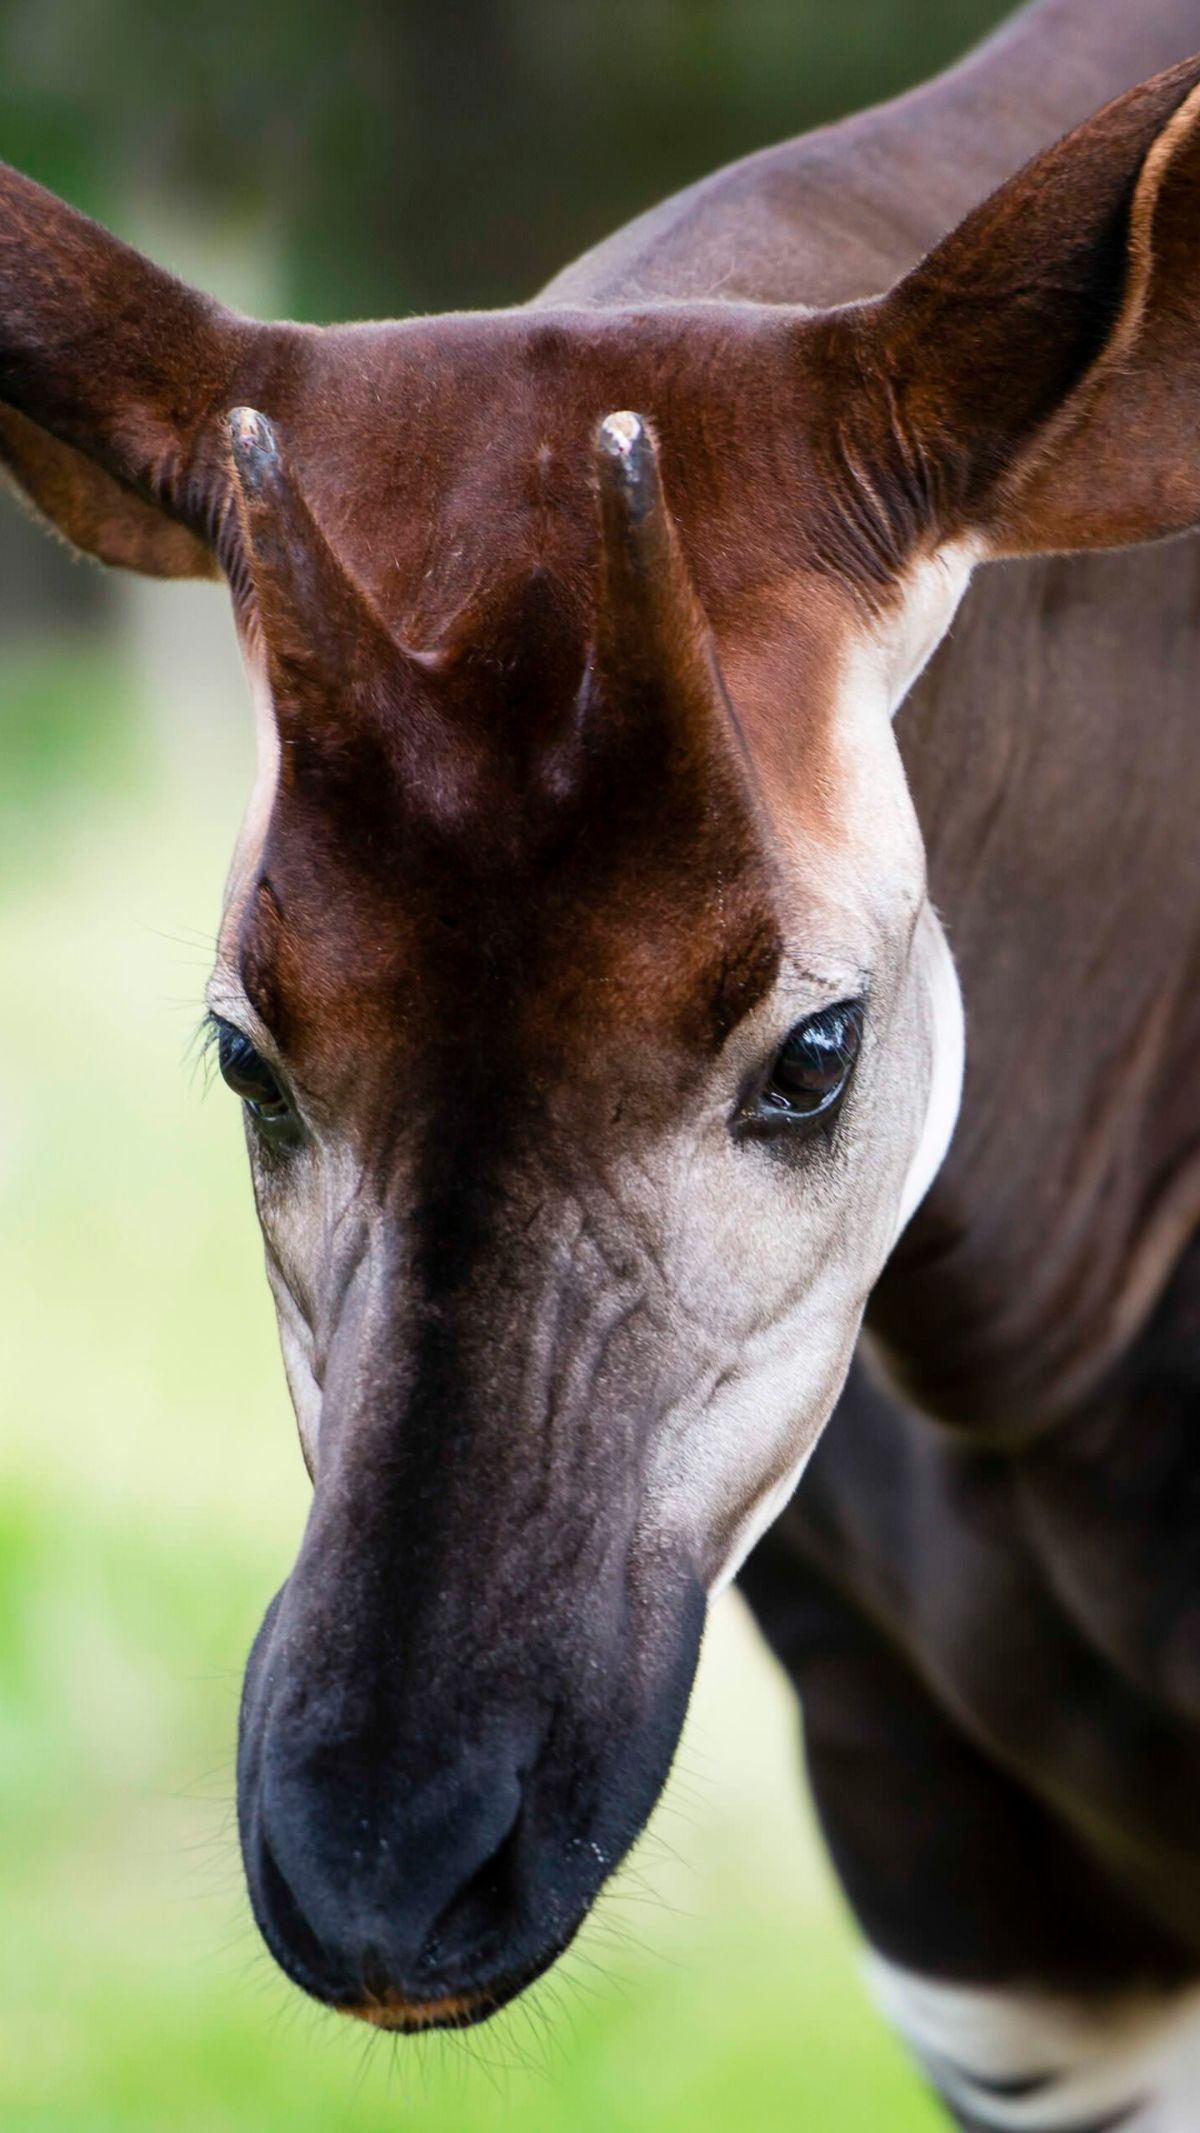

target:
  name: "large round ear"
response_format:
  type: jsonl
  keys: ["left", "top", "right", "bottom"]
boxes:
{"left": 845, "top": 56, "right": 1200, "bottom": 560}
{"left": 0, "top": 161, "right": 255, "bottom": 577}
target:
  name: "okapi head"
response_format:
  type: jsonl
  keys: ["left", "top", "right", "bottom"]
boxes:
{"left": 7, "top": 57, "right": 1200, "bottom": 2027}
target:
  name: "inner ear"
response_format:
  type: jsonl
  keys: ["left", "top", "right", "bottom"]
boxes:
{"left": 0, "top": 159, "right": 254, "bottom": 580}
{"left": 0, "top": 404, "right": 218, "bottom": 579}
{"left": 837, "top": 56, "right": 1200, "bottom": 561}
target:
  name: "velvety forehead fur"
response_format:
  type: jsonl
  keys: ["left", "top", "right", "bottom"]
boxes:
{"left": 227, "top": 310, "right": 876, "bottom": 1089}
{"left": 242, "top": 587, "right": 783, "bottom": 1069}
{"left": 242, "top": 821, "right": 785, "bottom": 1162}
{"left": 238, "top": 305, "right": 892, "bottom": 637}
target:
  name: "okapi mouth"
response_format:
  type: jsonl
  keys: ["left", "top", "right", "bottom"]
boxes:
{"left": 345, "top": 1992, "right": 491, "bottom": 2034}
{"left": 340, "top": 1949, "right": 569, "bottom": 2033}
{"left": 237, "top": 1554, "right": 707, "bottom": 2032}
{"left": 245, "top": 1798, "right": 579, "bottom": 2029}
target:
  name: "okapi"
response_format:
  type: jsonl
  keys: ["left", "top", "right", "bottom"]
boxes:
{"left": 8, "top": 0, "right": 1200, "bottom": 2120}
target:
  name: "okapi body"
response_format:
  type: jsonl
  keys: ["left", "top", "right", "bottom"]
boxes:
{"left": 6, "top": 0, "right": 1200, "bottom": 2121}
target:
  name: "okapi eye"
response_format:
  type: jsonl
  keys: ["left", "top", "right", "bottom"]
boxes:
{"left": 749, "top": 1000, "right": 864, "bottom": 1129}
{"left": 214, "top": 1019, "right": 295, "bottom": 1136}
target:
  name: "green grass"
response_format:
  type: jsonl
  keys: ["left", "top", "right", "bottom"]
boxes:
{"left": 0, "top": 615, "right": 945, "bottom": 2132}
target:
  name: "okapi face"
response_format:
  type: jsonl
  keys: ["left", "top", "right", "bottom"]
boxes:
{"left": 210, "top": 339, "right": 962, "bottom": 2026}
{"left": 7, "top": 53, "right": 1200, "bottom": 2027}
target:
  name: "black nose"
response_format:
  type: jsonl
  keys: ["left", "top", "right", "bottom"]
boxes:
{"left": 241, "top": 1720, "right": 551, "bottom": 2020}
{"left": 236, "top": 1549, "right": 706, "bottom": 2027}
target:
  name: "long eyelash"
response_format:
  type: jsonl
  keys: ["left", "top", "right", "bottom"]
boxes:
{"left": 188, "top": 1009, "right": 224, "bottom": 1093}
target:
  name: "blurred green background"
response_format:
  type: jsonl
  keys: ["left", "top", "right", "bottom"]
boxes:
{"left": 0, "top": 2, "right": 1017, "bottom": 2126}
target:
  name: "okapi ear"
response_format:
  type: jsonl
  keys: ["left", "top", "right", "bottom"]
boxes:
{"left": 0, "top": 161, "right": 250, "bottom": 577}
{"left": 0, "top": 404, "right": 216, "bottom": 576}
{"left": 856, "top": 56, "right": 1200, "bottom": 558}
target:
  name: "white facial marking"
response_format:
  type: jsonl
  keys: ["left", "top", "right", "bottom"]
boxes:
{"left": 222, "top": 629, "right": 281, "bottom": 934}
{"left": 703, "top": 909, "right": 961, "bottom": 1597}
{"left": 893, "top": 902, "right": 964, "bottom": 1241}
{"left": 665, "top": 1208, "right": 878, "bottom": 1599}
{"left": 686, "top": 551, "right": 976, "bottom": 1593}
{"left": 877, "top": 536, "right": 981, "bottom": 714}
{"left": 707, "top": 1430, "right": 820, "bottom": 1601}
{"left": 879, "top": 543, "right": 973, "bottom": 1236}
{"left": 869, "top": 1954, "right": 1200, "bottom": 2131}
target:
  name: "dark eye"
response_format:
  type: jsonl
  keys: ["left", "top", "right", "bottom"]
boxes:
{"left": 214, "top": 1019, "right": 296, "bottom": 1137}
{"left": 748, "top": 999, "right": 864, "bottom": 1129}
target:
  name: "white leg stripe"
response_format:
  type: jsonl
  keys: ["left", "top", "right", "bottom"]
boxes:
{"left": 866, "top": 1955, "right": 1200, "bottom": 2131}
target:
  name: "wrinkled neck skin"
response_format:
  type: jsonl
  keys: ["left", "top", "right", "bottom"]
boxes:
{"left": 708, "top": 902, "right": 965, "bottom": 1595}
{"left": 871, "top": 533, "right": 1200, "bottom": 1441}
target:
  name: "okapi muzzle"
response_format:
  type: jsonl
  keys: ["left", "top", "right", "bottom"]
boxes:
{"left": 238, "top": 1215, "right": 708, "bottom": 2025}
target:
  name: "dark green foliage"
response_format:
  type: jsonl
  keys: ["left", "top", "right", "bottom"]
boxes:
{"left": 0, "top": 0, "right": 1009, "bottom": 316}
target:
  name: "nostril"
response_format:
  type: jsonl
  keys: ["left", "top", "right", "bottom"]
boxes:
{"left": 419, "top": 1800, "right": 528, "bottom": 1973}
{"left": 245, "top": 1731, "right": 541, "bottom": 2002}
{"left": 252, "top": 1818, "right": 351, "bottom": 2005}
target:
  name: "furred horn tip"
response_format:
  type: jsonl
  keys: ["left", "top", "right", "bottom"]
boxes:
{"left": 598, "top": 409, "right": 646, "bottom": 458}
{"left": 596, "top": 409, "right": 661, "bottom": 521}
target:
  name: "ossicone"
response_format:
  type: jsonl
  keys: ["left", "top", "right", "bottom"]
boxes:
{"left": 588, "top": 406, "right": 738, "bottom": 766}
{"left": 225, "top": 403, "right": 414, "bottom": 723}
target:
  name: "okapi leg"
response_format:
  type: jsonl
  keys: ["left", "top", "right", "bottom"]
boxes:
{"left": 867, "top": 1960, "right": 1200, "bottom": 2132}
{"left": 737, "top": 1538, "right": 1200, "bottom": 2131}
